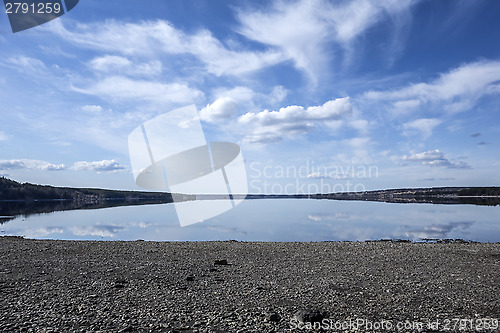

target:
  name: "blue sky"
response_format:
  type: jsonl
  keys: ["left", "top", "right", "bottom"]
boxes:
{"left": 0, "top": 0, "right": 499, "bottom": 193}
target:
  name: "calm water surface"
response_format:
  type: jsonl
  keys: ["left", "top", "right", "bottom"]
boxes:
{"left": 1, "top": 199, "right": 499, "bottom": 242}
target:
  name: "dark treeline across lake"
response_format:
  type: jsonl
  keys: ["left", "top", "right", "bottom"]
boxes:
{"left": 0, "top": 177, "right": 191, "bottom": 220}
{"left": 0, "top": 177, "right": 499, "bottom": 221}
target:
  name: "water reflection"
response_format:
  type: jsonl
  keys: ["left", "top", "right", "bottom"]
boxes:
{"left": 1, "top": 199, "right": 499, "bottom": 242}
{"left": 399, "top": 221, "right": 474, "bottom": 240}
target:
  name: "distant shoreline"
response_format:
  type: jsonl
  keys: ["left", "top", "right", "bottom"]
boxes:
{"left": 1, "top": 176, "right": 499, "bottom": 219}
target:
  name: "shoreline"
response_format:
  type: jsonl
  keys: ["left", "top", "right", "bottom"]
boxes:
{"left": 2, "top": 235, "right": 499, "bottom": 244}
{"left": 1, "top": 238, "right": 498, "bottom": 332}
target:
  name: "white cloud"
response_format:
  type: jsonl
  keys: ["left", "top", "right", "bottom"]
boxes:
{"left": 240, "top": 97, "right": 352, "bottom": 124}
{"left": 366, "top": 60, "right": 500, "bottom": 113}
{"left": 237, "top": 0, "right": 330, "bottom": 80}
{"left": 349, "top": 119, "right": 370, "bottom": 135}
{"left": 237, "top": 0, "right": 418, "bottom": 81}
{"left": 213, "top": 86, "right": 256, "bottom": 102}
{"left": 238, "top": 97, "right": 353, "bottom": 143}
{"left": 306, "top": 172, "right": 332, "bottom": 179}
{"left": 344, "top": 137, "right": 371, "bottom": 148}
{"left": 75, "top": 76, "right": 204, "bottom": 105}
{"left": 71, "top": 160, "right": 126, "bottom": 173}
{"left": 402, "top": 118, "right": 442, "bottom": 138}
{"left": 48, "top": 19, "right": 284, "bottom": 76}
{"left": 269, "top": 85, "right": 288, "bottom": 104}
{"left": 200, "top": 97, "right": 238, "bottom": 123}
{"left": 0, "top": 159, "right": 127, "bottom": 173}
{"left": 22, "top": 227, "right": 64, "bottom": 238}
{"left": 0, "top": 159, "right": 65, "bottom": 171}
{"left": 88, "top": 55, "right": 162, "bottom": 77}
{"left": 70, "top": 225, "right": 123, "bottom": 238}
{"left": 81, "top": 105, "right": 103, "bottom": 113}
{"left": 212, "top": 85, "right": 288, "bottom": 109}
{"left": 391, "top": 99, "right": 421, "bottom": 114}
{"left": 5, "top": 56, "right": 47, "bottom": 75}
{"left": 0, "top": 131, "right": 8, "bottom": 141}
{"left": 400, "top": 222, "right": 473, "bottom": 240}
{"left": 402, "top": 149, "right": 470, "bottom": 169}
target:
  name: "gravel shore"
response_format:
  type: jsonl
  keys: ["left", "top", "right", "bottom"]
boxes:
{"left": 1, "top": 237, "right": 499, "bottom": 332}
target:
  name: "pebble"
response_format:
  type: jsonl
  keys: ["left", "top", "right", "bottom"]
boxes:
{"left": 0, "top": 238, "right": 498, "bottom": 332}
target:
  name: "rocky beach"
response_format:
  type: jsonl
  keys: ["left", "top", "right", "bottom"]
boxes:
{"left": 1, "top": 237, "right": 499, "bottom": 332}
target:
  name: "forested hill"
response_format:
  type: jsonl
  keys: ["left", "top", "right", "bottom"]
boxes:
{"left": 0, "top": 177, "right": 173, "bottom": 202}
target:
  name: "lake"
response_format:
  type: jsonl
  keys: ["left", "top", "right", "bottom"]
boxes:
{"left": 1, "top": 199, "right": 499, "bottom": 242}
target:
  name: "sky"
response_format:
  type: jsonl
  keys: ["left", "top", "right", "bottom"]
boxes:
{"left": 0, "top": 0, "right": 499, "bottom": 193}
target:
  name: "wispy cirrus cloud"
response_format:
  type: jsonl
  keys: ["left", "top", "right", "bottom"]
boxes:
{"left": 4, "top": 55, "right": 48, "bottom": 76}
{"left": 47, "top": 19, "right": 285, "bottom": 76}
{"left": 0, "top": 131, "right": 8, "bottom": 141}
{"left": 402, "top": 149, "right": 470, "bottom": 169}
{"left": 237, "top": 0, "right": 419, "bottom": 82}
{"left": 365, "top": 60, "right": 500, "bottom": 114}
{"left": 238, "top": 97, "right": 353, "bottom": 143}
{"left": 74, "top": 76, "right": 204, "bottom": 105}
{"left": 88, "top": 55, "right": 162, "bottom": 77}
{"left": 402, "top": 118, "right": 442, "bottom": 138}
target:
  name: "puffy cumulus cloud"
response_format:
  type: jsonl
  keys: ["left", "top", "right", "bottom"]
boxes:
{"left": 366, "top": 60, "right": 500, "bottom": 113}
{"left": 48, "top": 19, "right": 284, "bottom": 76}
{"left": 0, "top": 159, "right": 127, "bottom": 173}
{"left": 75, "top": 76, "right": 204, "bottom": 105}
{"left": 71, "top": 160, "right": 126, "bottom": 173}
{"left": 200, "top": 97, "right": 238, "bottom": 123}
{"left": 238, "top": 97, "right": 353, "bottom": 143}
{"left": 81, "top": 105, "right": 103, "bottom": 113}
{"left": 88, "top": 55, "right": 162, "bottom": 77}
{"left": 240, "top": 97, "right": 352, "bottom": 124}
{"left": 237, "top": 0, "right": 418, "bottom": 81}
{"left": 402, "top": 149, "right": 470, "bottom": 169}
{"left": 402, "top": 118, "right": 442, "bottom": 138}
{"left": 0, "top": 159, "right": 65, "bottom": 171}
{"left": 212, "top": 85, "right": 288, "bottom": 109}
